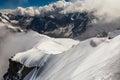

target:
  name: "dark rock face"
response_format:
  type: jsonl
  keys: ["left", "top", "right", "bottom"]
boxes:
{"left": 7, "top": 12, "right": 94, "bottom": 38}
{"left": 4, "top": 59, "right": 34, "bottom": 80}
{"left": 4, "top": 57, "right": 49, "bottom": 80}
{"left": 0, "top": 12, "right": 11, "bottom": 23}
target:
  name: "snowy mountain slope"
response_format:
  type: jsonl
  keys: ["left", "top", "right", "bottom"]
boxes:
{"left": 1, "top": 0, "right": 120, "bottom": 80}
{"left": 12, "top": 38, "right": 79, "bottom": 67}
{"left": 0, "top": 23, "right": 79, "bottom": 80}
{"left": 11, "top": 35, "right": 120, "bottom": 80}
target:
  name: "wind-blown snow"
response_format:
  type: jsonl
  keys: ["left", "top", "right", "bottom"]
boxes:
{"left": 0, "top": 22, "right": 79, "bottom": 79}
{"left": 17, "top": 35, "right": 120, "bottom": 80}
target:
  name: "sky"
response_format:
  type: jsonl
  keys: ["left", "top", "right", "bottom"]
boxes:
{"left": 0, "top": 0, "right": 69, "bottom": 9}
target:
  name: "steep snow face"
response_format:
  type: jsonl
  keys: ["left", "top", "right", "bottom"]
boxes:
{"left": 0, "top": 23, "right": 79, "bottom": 79}
{"left": 14, "top": 35, "right": 120, "bottom": 80}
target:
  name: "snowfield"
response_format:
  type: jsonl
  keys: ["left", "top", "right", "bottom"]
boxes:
{"left": 12, "top": 38, "right": 79, "bottom": 67}
{"left": 11, "top": 33, "right": 120, "bottom": 80}
{"left": 0, "top": 23, "right": 79, "bottom": 79}
{"left": 1, "top": 21, "right": 120, "bottom": 80}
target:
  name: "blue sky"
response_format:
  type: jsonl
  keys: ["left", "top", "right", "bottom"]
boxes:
{"left": 0, "top": 0, "right": 69, "bottom": 9}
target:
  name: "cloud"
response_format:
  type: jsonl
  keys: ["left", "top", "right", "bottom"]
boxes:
{"left": 13, "top": 1, "right": 85, "bottom": 16}
{"left": 84, "top": 0, "right": 120, "bottom": 18}
{"left": 0, "top": 23, "right": 41, "bottom": 79}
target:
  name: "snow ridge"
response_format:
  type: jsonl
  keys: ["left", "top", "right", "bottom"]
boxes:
{"left": 0, "top": 22, "right": 79, "bottom": 79}
{"left": 22, "top": 36, "right": 120, "bottom": 80}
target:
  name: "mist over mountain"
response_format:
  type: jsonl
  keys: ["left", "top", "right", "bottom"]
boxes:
{"left": 1, "top": 0, "right": 120, "bottom": 80}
